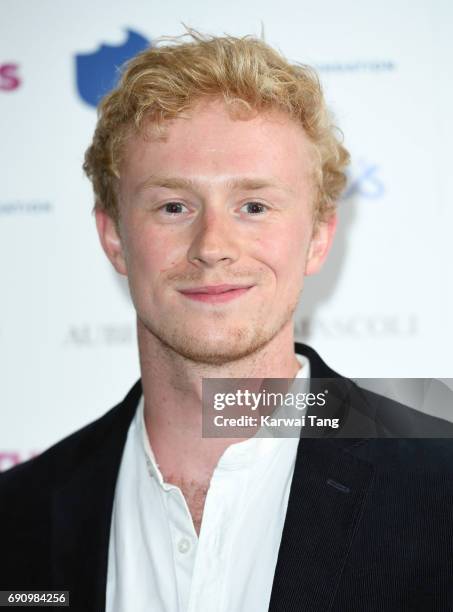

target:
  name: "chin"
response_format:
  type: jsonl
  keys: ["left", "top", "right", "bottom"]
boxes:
{"left": 139, "top": 298, "right": 297, "bottom": 366}
{"left": 158, "top": 323, "right": 273, "bottom": 366}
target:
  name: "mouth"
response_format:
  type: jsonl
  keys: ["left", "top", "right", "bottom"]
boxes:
{"left": 178, "top": 284, "right": 254, "bottom": 304}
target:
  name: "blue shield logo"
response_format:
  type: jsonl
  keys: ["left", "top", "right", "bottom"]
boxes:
{"left": 75, "top": 29, "right": 150, "bottom": 108}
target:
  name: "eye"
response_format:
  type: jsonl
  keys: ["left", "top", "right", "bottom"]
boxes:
{"left": 241, "top": 201, "right": 268, "bottom": 215}
{"left": 161, "top": 201, "right": 188, "bottom": 215}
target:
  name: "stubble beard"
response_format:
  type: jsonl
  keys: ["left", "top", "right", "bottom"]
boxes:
{"left": 139, "top": 295, "right": 300, "bottom": 366}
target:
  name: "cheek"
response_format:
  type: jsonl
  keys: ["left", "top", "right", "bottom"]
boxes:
{"left": 251, "top": 225, "right": 309, "bottom": 283}
{"left": 124, "top": 225, "right": 180, "bottom": 281}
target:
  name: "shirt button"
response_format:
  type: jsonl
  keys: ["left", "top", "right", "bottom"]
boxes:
{"left": 177, "top": 537, "right": 191, "bottom": 554}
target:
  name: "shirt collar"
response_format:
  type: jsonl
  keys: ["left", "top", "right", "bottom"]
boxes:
{"left": 136, "top": 352, "right": 310, "bottom": 480}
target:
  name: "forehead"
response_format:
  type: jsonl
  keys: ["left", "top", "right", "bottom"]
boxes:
{"left": 119, "top": 98, "right": 315, "bottom": 193}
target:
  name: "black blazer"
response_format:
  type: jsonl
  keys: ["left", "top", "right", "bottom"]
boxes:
{"left": 1, "top": 343, "right": 453, "bottom": 611}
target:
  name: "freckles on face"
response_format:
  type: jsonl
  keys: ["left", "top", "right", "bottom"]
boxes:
{"left": 113, "top": 99, "right": 319, "bottom": 364}
{"left": 246, "top": 197, "right": 313, "bottom": 273}
{"left": 123, "top": 221, "right": 186, "bottom": 289}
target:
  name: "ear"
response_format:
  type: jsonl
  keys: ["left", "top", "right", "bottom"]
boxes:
{"left": 95, "top": 208, "right": 128, "bottom": 276}
{"left": 304, "top": 213, "right": 337, "bottom": 276}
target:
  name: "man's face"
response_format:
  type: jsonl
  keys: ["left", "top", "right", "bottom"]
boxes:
{"left": 97, "top": 98, "right": 335, "bottom": 365}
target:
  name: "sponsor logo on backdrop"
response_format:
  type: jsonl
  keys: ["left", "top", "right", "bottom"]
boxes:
{"left": 0, "top": 451, "right": 37, "bottom": 472}
{"left": 62, "top": 314, "right": 416, "bottom": 346}
{"left": 295, "top": 314, "right": 418, "bottom": 339}
{"left": 314, "top": 60, "right": 395, "bottom": 73}
{"left": 0, "top": 201, "right": 53, "bottom": 215}
{"left": 75, "top": 29, "right": 150, "bottom": 107}
{"left": 0, "top": 63, "right": 20, "bottom": 91}
{"left": 343, "top": 160, "right": 385, "bottom": 200}
{"left": 63, "top": 323, "right": 134, "bottom": 346}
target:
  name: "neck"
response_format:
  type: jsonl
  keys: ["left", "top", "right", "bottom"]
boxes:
{"left": 138, "top": 317, "right": 301, "bottom": 481}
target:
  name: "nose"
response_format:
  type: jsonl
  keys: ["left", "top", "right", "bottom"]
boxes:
{"left": 187, "top": 208, "right": 240, "bottom": 268}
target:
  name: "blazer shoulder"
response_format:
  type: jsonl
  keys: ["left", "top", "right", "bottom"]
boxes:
{"left": 0, "top": 379, "right": 142, "bottom": 509}
{"left": 345, "top": 384, "right": 453, "bottom": 473}
{"left": 353, "top": 382, "right": 453, "bottom": 433}
{"left": 295, "top": 343, "right": 453, "bottom": 473}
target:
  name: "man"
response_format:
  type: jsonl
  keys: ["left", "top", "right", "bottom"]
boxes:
{"left": 1, "top": 32, "right": 453, "bottom": 612}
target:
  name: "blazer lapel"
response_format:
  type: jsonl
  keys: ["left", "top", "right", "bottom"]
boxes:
{"left": 269, "top": 437, "right": 374, "bottom": 611}
{"left": 50, "top": 381, "right": 142, "bottom": 612}
{"left": 268, "top": 343, "right": 376, "bottom": 611}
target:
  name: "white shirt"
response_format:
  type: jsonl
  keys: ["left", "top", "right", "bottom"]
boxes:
{"left": 106, "top": 353, "right": 310, "bottom": 612}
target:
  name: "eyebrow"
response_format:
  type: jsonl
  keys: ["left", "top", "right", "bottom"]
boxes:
{"left": 137, "top": 175, "right": 292, "bottom": 194}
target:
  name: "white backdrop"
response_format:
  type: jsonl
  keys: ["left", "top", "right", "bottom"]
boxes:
{"left": 1, "top": 0, "right": 452, "bottom": 470}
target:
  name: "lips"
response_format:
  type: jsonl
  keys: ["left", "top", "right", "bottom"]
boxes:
{"left": 178, "top": 284, "right": 254, "bottom": 303}
{"left": 180, "top": 284, "right": 252, "bottom": 295}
